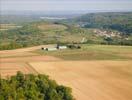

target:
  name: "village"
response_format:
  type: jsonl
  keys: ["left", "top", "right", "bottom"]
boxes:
{"left": 93, "top": 29, "right": 121, "bottom": 38}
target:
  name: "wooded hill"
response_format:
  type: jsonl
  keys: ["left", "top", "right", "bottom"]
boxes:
{"left": 63, "top": 12, "right": 132, "bottom": 35}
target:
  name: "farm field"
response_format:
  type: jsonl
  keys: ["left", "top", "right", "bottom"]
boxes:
{"left": 36, "top": 22, "right": 93, "bottom": 43}
{"left": 37, "top": 23, "right": 67, "bottom": 31}
{"left": 35, "top": 44, "right": 132, "bottom": 60}
{"left": 0, "top": 24, "right": 22, "bottom": 31}
{"left": 0, "top": 63, "right": 37, "bottom": 78}
{"left": 0, "top": 44, "right": 54, "bottom": 58}
{"left": 0, "top": 45, "right": 61, "bottom": 78}
{"left": 30, "top": 61, "right": 132, "bottom": 100}
{"left": 0, "top": 55, "right": 61, "bottom": 78}
{"left": 0, "top": 44, "right": 132, "bottom": 100}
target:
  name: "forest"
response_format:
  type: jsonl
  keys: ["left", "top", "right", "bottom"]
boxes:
{"left": 63, "top": 12, "right": 132, "bottom": 34}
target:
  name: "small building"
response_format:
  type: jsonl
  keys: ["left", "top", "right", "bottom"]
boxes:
{"left": 57, "top": 46, "right": 67, "bottom": 50}
{"left": 41, "top": 44, "right": 69, "bottom": 51}
{"left": 45, "top": 47, "right": 57, "bottom": 51}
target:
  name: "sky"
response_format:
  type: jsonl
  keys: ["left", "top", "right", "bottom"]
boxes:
{"left": 1, "top": 0, "right": 132, "bottom": 13}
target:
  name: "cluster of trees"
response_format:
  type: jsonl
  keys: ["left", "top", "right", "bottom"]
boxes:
{"left": 0, "top": 42, "right": 27, "bottom": 50}
{"left": 102, "top": 37, "right": 132, "bottom": 46}
{"left": 0, "top": 72, "right": 74, "bottom": 100}
{"left": 85, "top": 37, "right": 132, "bottom": 46}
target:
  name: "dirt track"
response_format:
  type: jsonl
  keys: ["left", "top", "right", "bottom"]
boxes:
{"left": 30, "top": 61, "right": 132, "bottom": 100}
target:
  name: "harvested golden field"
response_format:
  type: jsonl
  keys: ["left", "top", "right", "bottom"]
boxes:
{"left": 0, "top": 44, "right": 54, "bottom": 58}
{"left": 0, "top": 45, "right": 61, "bottom": 77}
{"left": 30, "top": 61, "right": 132, "bottom": 100}
{"left": 1, "top": 56, "right": 61, "bottom": 63}
{"left": 0, "top": 55, "right": 61, "bottom": 77}
{"left": 0, "top": 55, "right": 61, "bottom": 78}
{"left": 0, "top": 63, "right": 37, "bottom": 78}
{"left": 0, "top": 45, "right": 132, "bottom": 100}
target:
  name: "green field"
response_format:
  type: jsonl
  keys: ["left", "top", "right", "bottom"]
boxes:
{"left": 34, "top": 45, "right": 132, "bottom": 60}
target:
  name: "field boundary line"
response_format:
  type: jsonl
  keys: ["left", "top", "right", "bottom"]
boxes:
{"left": 25, "top": 62, "right": 39, "bottom": 74}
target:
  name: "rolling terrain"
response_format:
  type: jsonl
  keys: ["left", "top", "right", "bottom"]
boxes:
{"left": 0, "top": 12, "right": 132, "bottom": 100}
{"left": 63, "top": 12, "right": 132, "bottom": 35}
{"left": 1, "top": 12, "right": 132, "bottom": 50}
{"left": 0, "top": 22, "right": 100, "bottom": 50}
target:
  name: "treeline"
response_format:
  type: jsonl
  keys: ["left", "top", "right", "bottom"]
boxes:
{"left": 0, "top": 72, "right": 74, "bottom": 100}
{"left": 85, "top": 37, "right": 132, "bottom": 46}
{"left": 84, "top": 24, "right": 132, "bottom": 35}
{"left": 0, "top": 42, "right": 26, "bottom": 50}
{"left": 101, "top": 39, "right": 132, "bottom": 46}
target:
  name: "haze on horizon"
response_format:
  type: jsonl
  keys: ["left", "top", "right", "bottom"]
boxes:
{"left": 1, "top": 0, "right": 132, "bottom": 15}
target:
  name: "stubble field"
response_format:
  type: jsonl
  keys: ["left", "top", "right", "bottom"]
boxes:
{"left": 0, "top": 44, "right": 132, "bottom": 100}
{"left": 30, "top": 61, "right": 132, "bottom": 100}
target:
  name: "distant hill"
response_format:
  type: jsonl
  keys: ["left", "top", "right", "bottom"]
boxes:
{"left": 0, "top": 21, "right": 132, "bottom": 50}
{"left": 1, "top": 12, "right": 132, "bottom": 50}
{"left": 0, "top": 15, "right": 40, "bottom": 24}
{"left": 0, "top": 22, "right": 94, "bottom": 50}
{"left": 0, "top": 13, "right": 78, "bottom": 24}
{"left": 63, "top": 12, "right": 132, "bottom": 35}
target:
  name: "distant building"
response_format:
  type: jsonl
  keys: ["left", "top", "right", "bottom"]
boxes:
{"left": 41, "top": 43, "right": 81, "bottom": 51}
{"left": 45, "top": 47, "right": 57, "bottom": 51}
{"left": 57, "top": 46, "right": 67, "bottom": 50}
{"left": 41, "top": 44, "right": 67, "bottom": 51}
